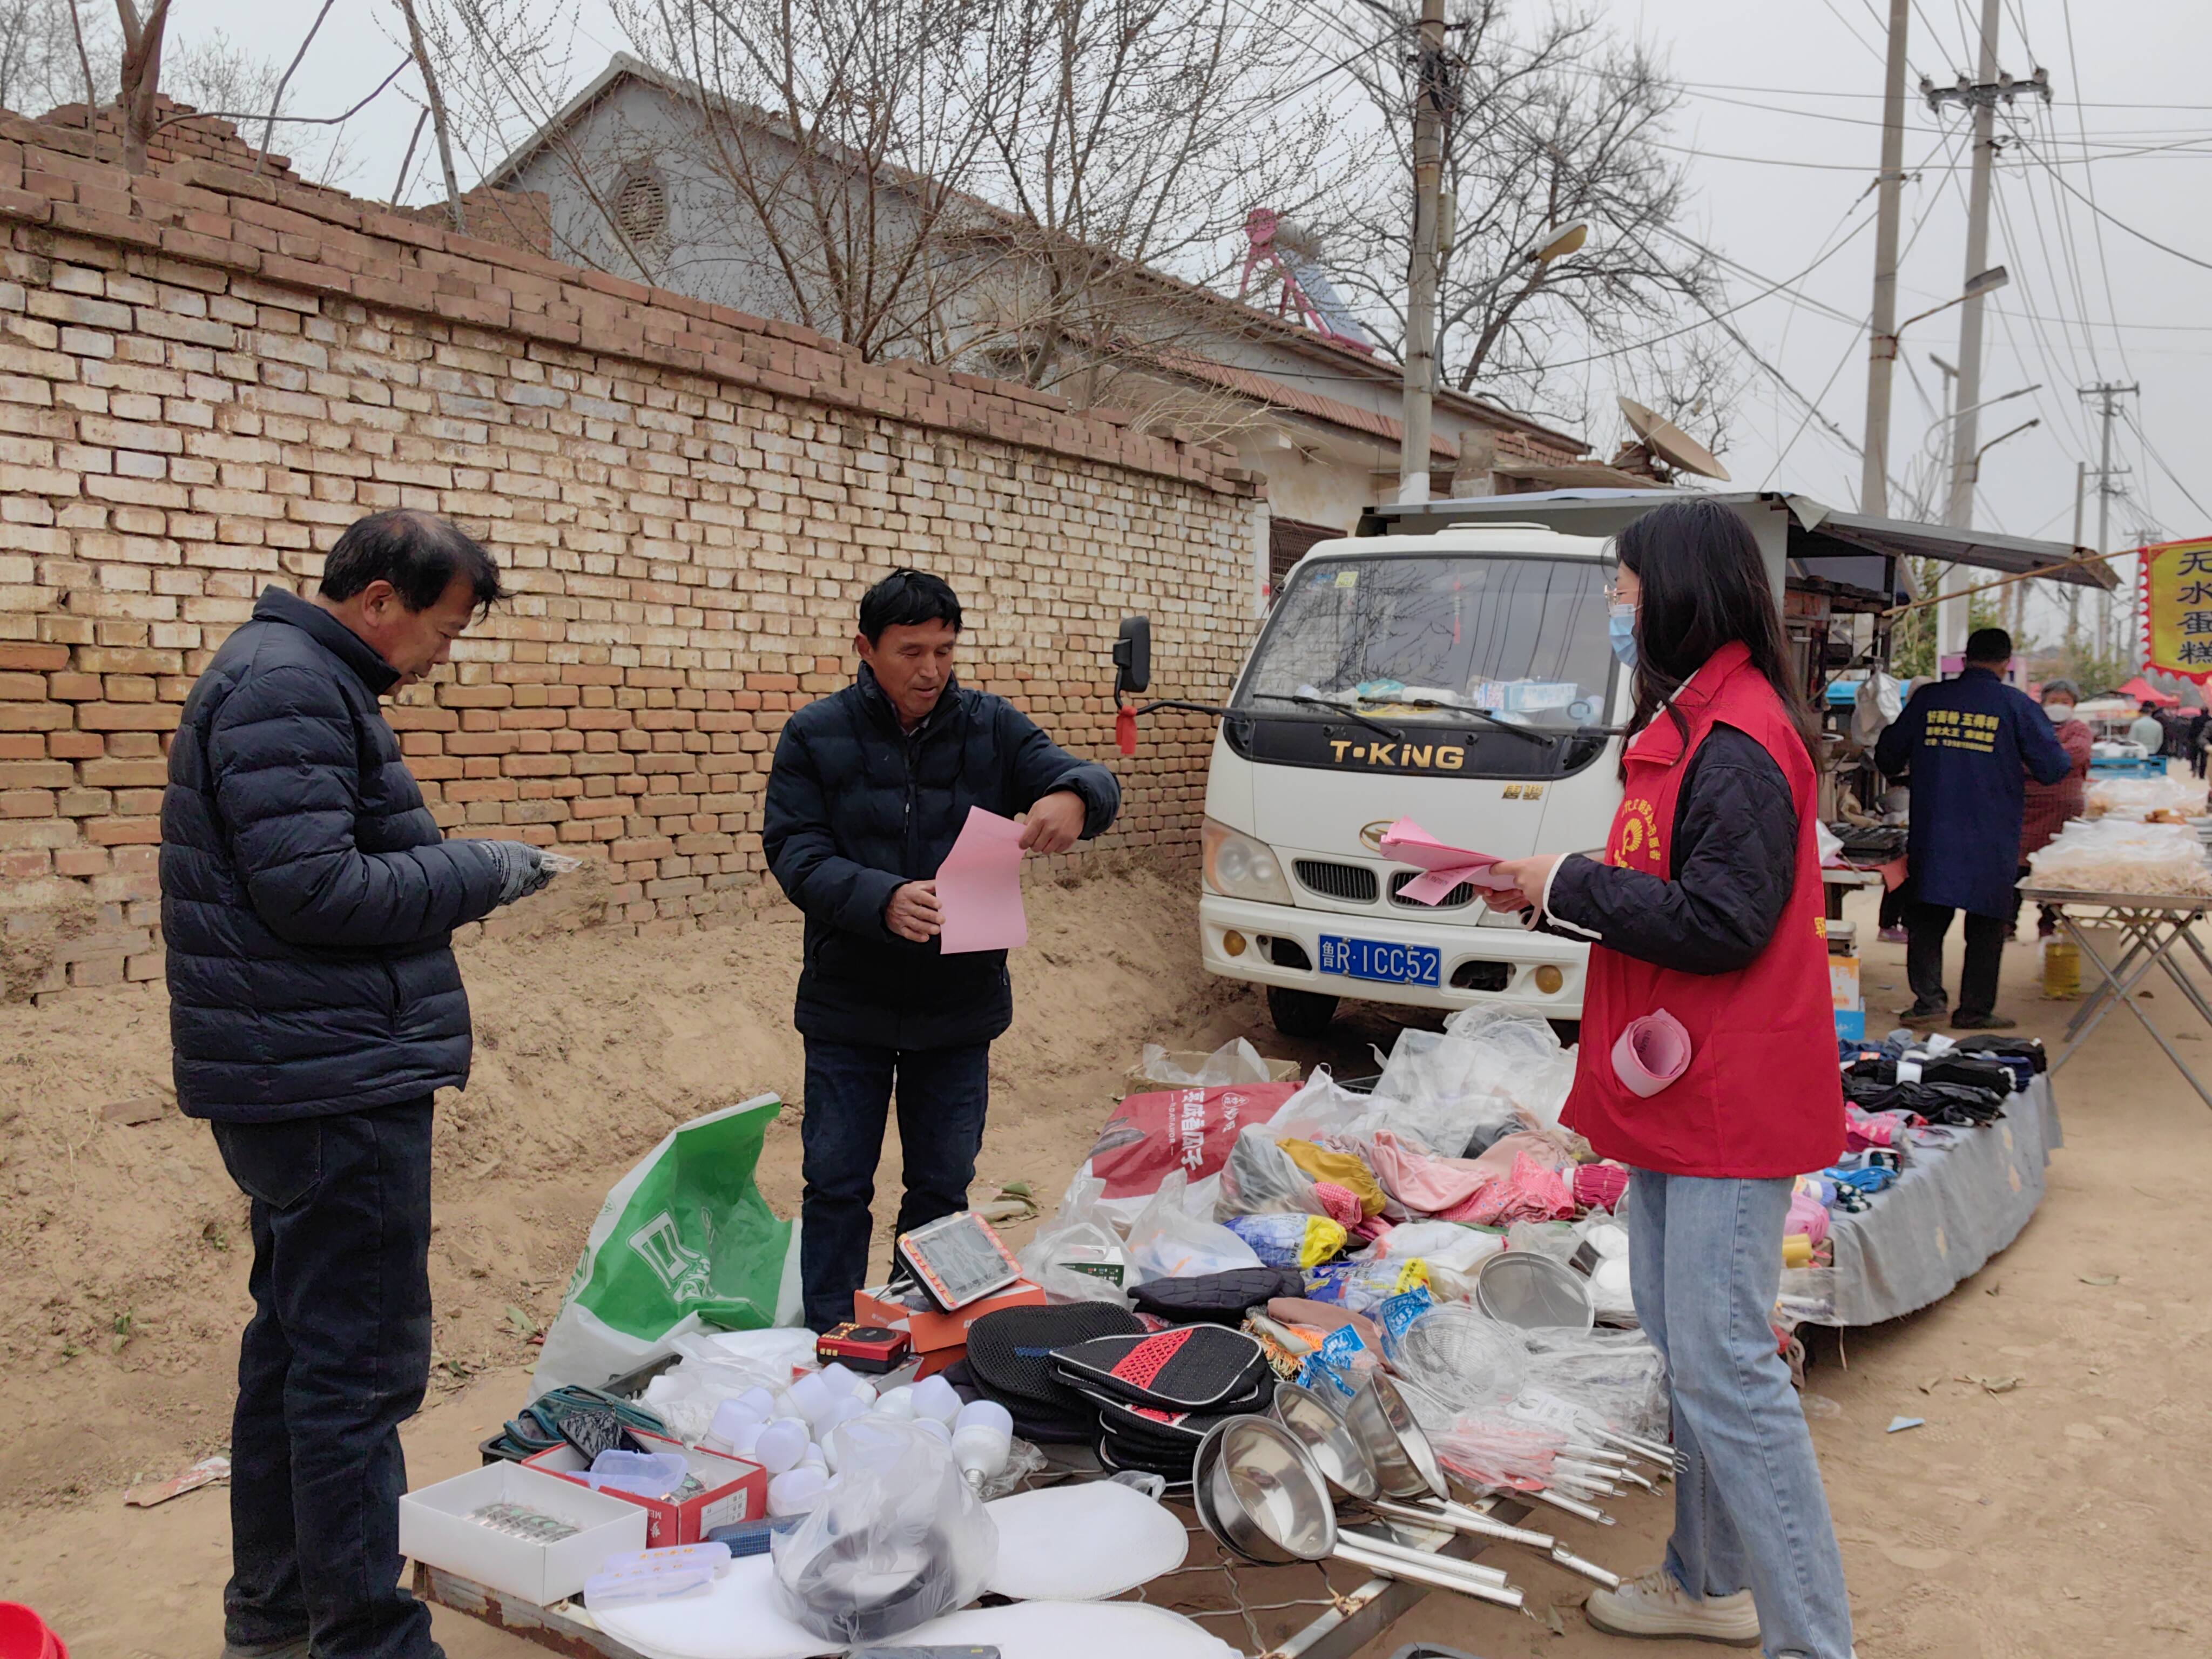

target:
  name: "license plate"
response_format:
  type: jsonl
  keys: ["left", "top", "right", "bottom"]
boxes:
{"left": 1317, "top": 935, "right": 1441, "bottom": 986}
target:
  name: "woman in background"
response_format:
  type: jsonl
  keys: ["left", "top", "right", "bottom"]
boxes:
{"left": 2013, "top": 678, "right": 2092, "bottom": 941}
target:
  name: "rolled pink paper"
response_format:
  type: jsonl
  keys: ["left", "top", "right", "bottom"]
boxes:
{"left": 1611, "top": 1009, "right": 1691, "bottom": 1098}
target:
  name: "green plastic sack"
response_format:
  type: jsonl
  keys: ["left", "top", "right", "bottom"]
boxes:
{"left": 532, "top": 1095, "right": 804, "bottom": 1393}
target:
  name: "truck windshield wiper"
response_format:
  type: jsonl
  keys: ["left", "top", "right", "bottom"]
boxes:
{"left": 1379, "top": 696, "right": 1556, "bottom": 748}
{"left": 1249, "top": 692, "right": 1402, "bottom": 743}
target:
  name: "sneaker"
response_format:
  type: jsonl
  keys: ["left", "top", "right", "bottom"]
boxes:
{"left": 1584, "top": 1566, "right": 1762, "bottom": 1645}
{"left": 1898, "top": 1000, "right": 1947, "bottom": 1027}
{"left": 1950, "top": 1010, "right": 2015, "bottom": 1030}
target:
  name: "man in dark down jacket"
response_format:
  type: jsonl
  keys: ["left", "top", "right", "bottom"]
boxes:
{"left": 164, "top": 511, "right": 556, "bottom": 1659}
{"left": 764, "top": 569, "right": 1119, "bottom": 1330}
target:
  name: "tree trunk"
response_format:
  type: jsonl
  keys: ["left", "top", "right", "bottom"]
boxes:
{"left": 394, "top": 0, "right": 467, "bottom": 233}
{"left": 113, "top": 0, "right": 172, "bottom": 174}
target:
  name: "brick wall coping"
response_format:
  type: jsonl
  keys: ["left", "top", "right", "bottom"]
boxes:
{"left": 0, "top": 111, "right": 1260, "bottom": 500}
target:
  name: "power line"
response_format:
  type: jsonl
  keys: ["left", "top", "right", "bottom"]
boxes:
{"left": 2123, "top": 404, "right": 2212, "bottom": 523}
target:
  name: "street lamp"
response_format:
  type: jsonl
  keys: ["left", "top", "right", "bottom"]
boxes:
{"left": 1891, "top": 266, "right": 2009, "bottom": 343}
{"left": 1523, "top": 222, "right": 1589, "bottom": 265}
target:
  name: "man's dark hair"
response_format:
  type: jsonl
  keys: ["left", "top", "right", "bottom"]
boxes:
{"left": 1964, "top": 626, "right": 2012, "bottom": 666}
{"left": 859, "top": 567, "right": 962, "bottom": 643}
{"left": 320, "top": 510, "right": 507, "bottom": 616}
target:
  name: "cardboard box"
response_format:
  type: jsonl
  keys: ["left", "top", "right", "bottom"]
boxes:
{"left": 1829, "top": 955, "right": 1862, "bottom": 1012}
{"left": 523, "top": 1429, "right": 766, "bottom": 1547}
{"left": 399, "top": 1460, "right": 646, "bottom": 1606}
{"left": 853, "top": 1278, "right": 1047, "bottom": 1353}
{"left": 1835, "top": 1008, "right": 1866, "bottom": 1043}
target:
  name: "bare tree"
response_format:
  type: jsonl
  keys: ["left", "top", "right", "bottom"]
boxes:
{"left": 111, "top": 0, "right": 168, "bottom": 172}
{"left": 959, "top": 0, "right": 1337, "bottom": 401}
{"left": 1332, "top": 0, "right": 1718, "bottom": 427}
{"left": 0, "top": 0, "right": 109, "bottom": 112}
{"left": 393, "top": 0, "right": 465, "bottom": 229}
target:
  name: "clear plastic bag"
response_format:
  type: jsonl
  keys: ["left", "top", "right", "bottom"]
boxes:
{"left": 1263, "top": 1068, "right": 1381, "bottom": 1144}
{"left": 1517, "top": 1325, "right": 1669, "bottom": 1440}
{"left": 1387, "top": 1301, "right": 1529, "bottom": 1412}
{"left": 771, "top": 1418, "right": 997, "bottom": 1643}
{"left": 1136, "top": 1038, "right": 1273, "bottom": 1087}
{"left": 1213, "top": 1124, "right": 1327, "bottom": 1219}
{"left": 2027, "top": 816, "right": 2212, "bottom": 895}
{"left": 1017, "top": 1176, "right": 1133, "bottom": 1306}
{"left": 1125, "top": 1171, "right": 1264, "bottom": 1284}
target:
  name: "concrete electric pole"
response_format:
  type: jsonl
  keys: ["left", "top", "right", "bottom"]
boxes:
{"left": 1923, "top": 3, "right": 2050, "bottom": 660}
{"left": 2083, "top": 381, "right": 2139, "bottom": 662}
{"left": 1397, "top": 0, "right": 1449, "bottom": 506}
{"left": 1857, "top": 0, "right": 1911, "bottom": 517}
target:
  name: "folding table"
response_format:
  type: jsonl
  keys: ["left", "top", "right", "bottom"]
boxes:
{"left": 2017, "top": 885, "right": 2212, "bottom": 1110}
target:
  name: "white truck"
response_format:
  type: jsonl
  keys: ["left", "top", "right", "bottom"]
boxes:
{"left": 1162, "top": 521, "right": 1627, "bottom": 1039}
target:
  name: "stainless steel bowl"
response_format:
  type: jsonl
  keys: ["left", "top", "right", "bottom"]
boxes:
{"left": 1473, "top": 1249, "right": 1596, "bottom": 1333}
{"left": 1344, "top": 1373, "right": 1449, "bottom": 1502}
{"left": 1195, "top": 1415, "right": 1333, "bottom": 1566}
{"left": 1270, "top": 1381, "right": 1381, "bottom": 1502}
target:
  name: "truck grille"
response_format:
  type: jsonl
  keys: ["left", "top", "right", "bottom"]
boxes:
{"left": 1390, "top": 871, "right": 1476, "bottom": 909}
{"left": 1292, "top": 859, "right": 1380, "bottom": 902}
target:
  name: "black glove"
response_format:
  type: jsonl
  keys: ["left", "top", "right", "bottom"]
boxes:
{"left": 482, "top": 840, "right": 551, "bottom": 906}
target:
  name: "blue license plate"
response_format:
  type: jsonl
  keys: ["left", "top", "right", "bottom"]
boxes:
{"left": 1317, "top": 935, "right": 1441, "bottom": 986}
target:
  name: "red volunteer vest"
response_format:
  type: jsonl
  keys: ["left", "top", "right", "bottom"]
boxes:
{"left": 1560, "top": 643, "right": 1846, "bottom": 1180}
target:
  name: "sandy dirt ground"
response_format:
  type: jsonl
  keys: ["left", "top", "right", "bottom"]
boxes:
{"left": 2, "top": 876, "right": 2207, "bottom": 1658}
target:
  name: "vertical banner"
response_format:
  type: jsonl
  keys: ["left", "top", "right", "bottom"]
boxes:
{"left": 2141, "top": 537, "right": 2212, "bottom": 682}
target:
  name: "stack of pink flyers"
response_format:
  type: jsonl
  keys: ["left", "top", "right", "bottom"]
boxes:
{"left": 1377, "top": 818, "right": 1523, "bottom": 905}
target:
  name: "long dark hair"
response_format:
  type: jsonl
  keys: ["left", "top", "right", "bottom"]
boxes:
{"left": 1615, "top": 499, "right": 1819, "bottom": 776}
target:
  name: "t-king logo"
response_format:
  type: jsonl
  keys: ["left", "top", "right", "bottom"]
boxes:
{"left": 1324, "top": 738, "right": 1467, "bottom": 771}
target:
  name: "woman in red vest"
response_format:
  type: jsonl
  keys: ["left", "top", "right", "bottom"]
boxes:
{"left": 1495, "top": 500, "right": 1852, "bottom": 1658}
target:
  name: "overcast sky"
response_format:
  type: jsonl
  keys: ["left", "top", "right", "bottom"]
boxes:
{"left": 162, "top": 2, "right": 2212, "bottom": 629}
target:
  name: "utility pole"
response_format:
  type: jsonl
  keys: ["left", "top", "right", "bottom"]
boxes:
{"left": 1925, "top": 9, "right": 2049, "bottom": 660}
{"left": 2082, "top": 381, "right": 2139, "bottom": 664}
{"left": 2066, "top": 458, "right": 2086, "bottom": 656}
{"left": 1397, "top": 0, "right": 1449, "bottom": 507}
{"left": 1858, "top": 0, "right": 1911, "bottom": 517}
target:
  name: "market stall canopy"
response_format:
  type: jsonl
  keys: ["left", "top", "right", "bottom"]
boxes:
{"left": 2115, "top": 676, "right": 2180, "bottom": 707}
{"left": 1360, "top": 489, "right": 2120, "bottom": 608}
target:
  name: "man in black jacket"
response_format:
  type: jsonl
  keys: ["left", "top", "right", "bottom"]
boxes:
{"left": 164, "top": 511, "right": 555, "bottom": 1659}
{"left": 764, "top": 569, "right": 1119, "bottom": 1330}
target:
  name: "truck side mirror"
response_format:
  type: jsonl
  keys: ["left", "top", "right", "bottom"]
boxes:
{"left": 1112, "top": 615, "right": 1151, "bottom": 697}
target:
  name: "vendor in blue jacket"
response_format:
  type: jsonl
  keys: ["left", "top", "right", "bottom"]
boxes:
{"left": 1875, "top": 626, "right": 2071, "bottom": 1028}
{"left": 764, "top": 569, "right": 1119, "bottom": 1330}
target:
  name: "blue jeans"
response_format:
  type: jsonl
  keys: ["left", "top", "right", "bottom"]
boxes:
{"left": 800, "top": 1040, "right": 992, "bottom": 1331}
{"left": 1627, "top": 1169, "right": 1854, "bottom": 1659}
{"left": 210, "top": 1099, "right": 440, "bottom": 1659}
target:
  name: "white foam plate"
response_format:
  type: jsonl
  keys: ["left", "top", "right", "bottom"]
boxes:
{"left": 901, "top": 1599, "right": 1243, "bottom": 1659}
{"left": 983, "top": 1482, "right": 1190, "bottom": 1601}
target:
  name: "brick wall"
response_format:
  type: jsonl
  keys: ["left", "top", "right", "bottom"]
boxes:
{"left": 0, "top": 114, "right": 1260, "bottom": 1001}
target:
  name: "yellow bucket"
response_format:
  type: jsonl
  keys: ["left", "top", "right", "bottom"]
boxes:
{"left": 2043, "top": 938, "right": 2080, "bottom": 1000}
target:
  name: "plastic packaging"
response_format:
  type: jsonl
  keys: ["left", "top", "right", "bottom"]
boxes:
{"left": 1296, "top": 1321, "right": 1381, "bottom": 1399}
{"left": 1262, "top": 1069, "right": 1379, "bottom": 1144}
{"left": 1518, "top": 1325, "right": 1670, "bottom": 1440}
{"left": 1303, "top": 1254, "right": 1430, "bottom": 1313}
{"left": 2084, "top": 771, "right": 2205, "bottom": 822}
{"left": 1136, "top": 1038, "right": 1274, "bottom": 1087}
{"left": 586, "top": 1449, "right": 690, "bottom": 1499}
{"left": 1224, "top": 1212, "right": 1348, "bottom": 1269}
{"left": 2027, "top": 817, "right": 2212, "bottom": 895}
{"left": 1076, "top": 1079, "right": 1301, "bottom": 1220}
{"left": 1388, "top": 1301, "right": 1529, "bottom": 1412}
{"left": 1125, "top": 1171, "right": 1265, "bottom": 1283}
{"left": 1213, "top": 1124, "right": 1328, "bottom": 1219}
{"left": 584, "top": 1542, "right": 731, "bottom": 1609}
{"left": 772, "top": 1418, "right": 997, "bottom": 1643}
{"left": 1017, "top": 1176, "right": 1134, "bottom": 1306}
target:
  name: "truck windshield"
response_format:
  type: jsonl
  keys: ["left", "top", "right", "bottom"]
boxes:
{"left": 1236, "top": 555, "right": 1613, "bottom": 730}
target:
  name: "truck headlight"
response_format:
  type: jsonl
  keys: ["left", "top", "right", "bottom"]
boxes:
{"left": 1203, "top": 817, "right": 1293, "bottom": 905}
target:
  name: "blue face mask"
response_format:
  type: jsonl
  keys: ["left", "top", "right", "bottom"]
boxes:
{"left": 1608, "top": 601, "right": 1638, "bottom": 669}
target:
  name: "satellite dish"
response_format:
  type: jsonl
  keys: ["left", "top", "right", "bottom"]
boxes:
{"left": 1617, "top": 396, "right": 1731, "bottom": 482}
